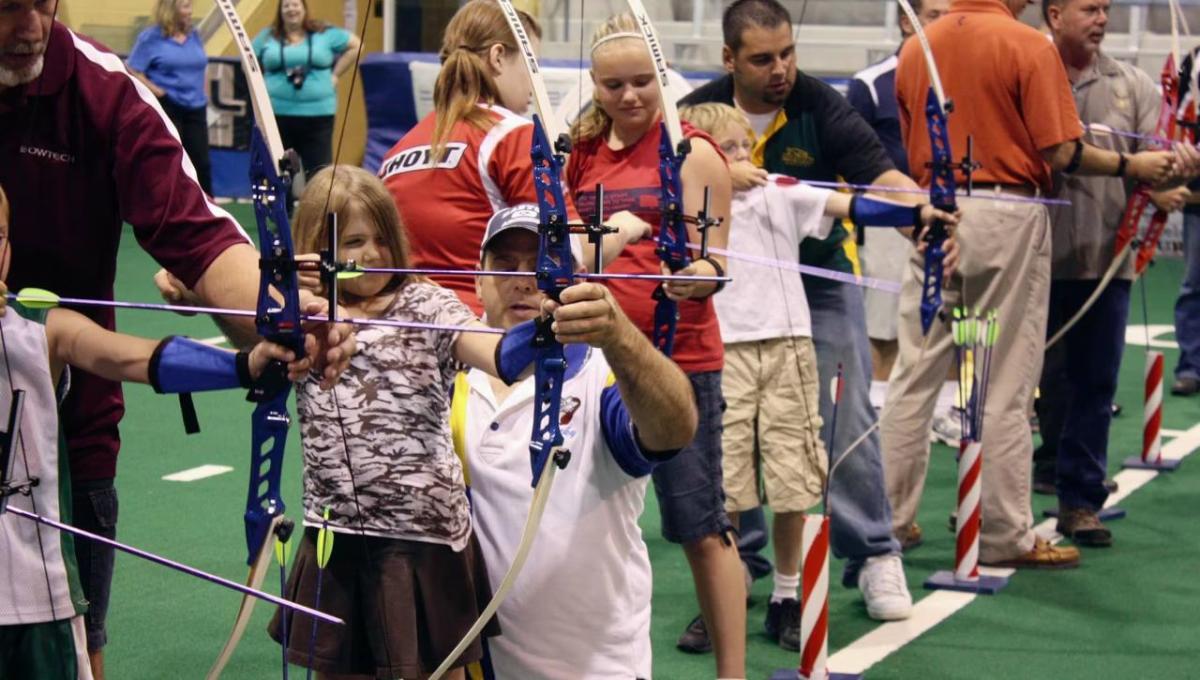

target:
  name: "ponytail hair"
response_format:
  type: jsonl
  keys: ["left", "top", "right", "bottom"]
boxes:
{"left": 431, "top": 0, "right": 542, "bottom": 159}
{"left": 572, "top": 12, "right": 643, "bottom": 144}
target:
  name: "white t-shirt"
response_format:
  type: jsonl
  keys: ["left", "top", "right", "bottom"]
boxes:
{"left": 736, "top": 102, "right": 780, "bottom": 138}
{"left": 455, "top": 349, "right": 656, "bottom": 680}
{"left": 714, "top": 177, "right": 833, "bottom": 343}
{"left": 0, "top": 306, "right": 83, "bottom": 624}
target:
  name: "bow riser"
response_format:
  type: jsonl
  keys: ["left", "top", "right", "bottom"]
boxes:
{"left": 1116, "top": 188, "right": 1153, "bottom": 255}
{"left": 245, "top": 97, "right": 305, "bottom": 567}
{"left": 1136, "top": 210, "right": 1170, "bottom": 273}
{"left": 920, "top": 89, "right": 956, "bottom": 335}
{"left": 651, "top": 123, "right": 691, "bottom": 355}
{"left": 1133, "top": 55, "right": 1181, "bottom": 271}
{"left": 528, "top": 114, "right": 574, "bottom": 485}
{"left": 1160, "top": 55, "right": 1180, "bottom": 144}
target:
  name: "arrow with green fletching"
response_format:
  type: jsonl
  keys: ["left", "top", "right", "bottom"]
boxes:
{"left": 305, "top": 507, "right": 334, "bottom": 680}
{"left": 7, "top": 288, "right": 504, "bottom": 335}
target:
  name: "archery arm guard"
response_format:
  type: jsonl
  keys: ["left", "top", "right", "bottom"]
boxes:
{"left": 149, "top": 336, "right": 253, "bottom": 395}
{"left": 849, "top": 194, "right": 925, "bottom": 228}
{"left": 494, "top": 319, "right": 589, "bottom": 385}
{"left": 495, "top": 319, "right": 540, "bottom": 385}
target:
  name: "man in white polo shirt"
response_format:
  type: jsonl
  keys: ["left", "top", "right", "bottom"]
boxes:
{"left": 450, "top": 204, "right": 699, "bottom": 680}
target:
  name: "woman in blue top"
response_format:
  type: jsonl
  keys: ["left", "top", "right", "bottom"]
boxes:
{"left": 127, "top": 0, "right": 212, "bottom": 193}
{"left": 253, "top": 0, "right": 361, "bottom": 189}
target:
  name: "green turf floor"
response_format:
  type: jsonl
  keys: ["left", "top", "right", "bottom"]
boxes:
{"left": 96, "top": 207, "right": 1200, "bottom": 679}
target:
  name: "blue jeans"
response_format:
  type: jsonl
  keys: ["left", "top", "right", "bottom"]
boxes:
{"left": 72, "top": 477, "right": 118, "bottom": 651}
{"left": 804, "top": 276, "right": 901, "bottom": 584}
{"left": 1175, "top": 210, "right": 1200, "bottom": 380}
{"left": 1037, "top": 279, "right": 1130, "bottom": 511}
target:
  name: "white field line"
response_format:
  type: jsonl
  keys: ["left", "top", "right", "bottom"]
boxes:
{"left": 199, "top": 335, "right": 228, "bottom": 346}
{"left": 828, "top": 422, "right": 1200, "bottom": 675}
{"left": 162, "top": 464, "right": 234, "bottom": 482}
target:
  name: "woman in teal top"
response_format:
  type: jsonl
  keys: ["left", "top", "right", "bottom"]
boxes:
{"left": 253, "top": 0, "right": 361, "bottom": 191}
{"left": 128, "top": 0, "right": 212, "bottom": 193}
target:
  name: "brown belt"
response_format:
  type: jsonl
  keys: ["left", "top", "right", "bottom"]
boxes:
{"left": 967, "top": 183, "right": 1043, "bottom": 198}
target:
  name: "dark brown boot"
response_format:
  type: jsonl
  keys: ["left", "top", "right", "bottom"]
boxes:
{"left": 1057, "top": 507, "right": 1113, "bottom": 547}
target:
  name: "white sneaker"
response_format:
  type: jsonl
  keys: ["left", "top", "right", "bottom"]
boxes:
{"left": 858, "top": 553, "right": 912, "bottom": 621}
{"left": 929, "top": 406, "right": 964, "bottom": 446}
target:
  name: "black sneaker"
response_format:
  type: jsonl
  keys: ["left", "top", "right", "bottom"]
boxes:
{"left": 676, "top": 614, "right": 711, "bottom": 654}
{"left": 764, "top": 598, "right": 800, "bottom": 651}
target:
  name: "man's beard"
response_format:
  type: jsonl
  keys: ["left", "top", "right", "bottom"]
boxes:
{"left": 761, "top": 88, "right": 786, "bottom": 106}
{"left": 0, "top": 44, "right": 46, "bottom": 88}
{"left": 0, "top": 55, "right": 44, "bottom": 87}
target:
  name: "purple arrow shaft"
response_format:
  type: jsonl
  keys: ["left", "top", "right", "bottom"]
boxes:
{"left": 348, "top": 266, "right": 730, "bottom": 283}
{"left": 689, "top": 244, "right": 903, "bottom": 293}
{"left": 800, "top": 180, "right": 1070, "bottom": 206}
{"left": 7, "top": 294, "right": 503, "bottom": 335}
{"left": 302, "top": 314, "right": 504, "bottom": 335}
{"left": 6, "top": 506, "right": 343, "bottom": 626}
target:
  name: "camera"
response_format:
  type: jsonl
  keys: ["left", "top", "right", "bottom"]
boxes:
{"left": 287, "top": 65, "right": 308, "bottom": 90}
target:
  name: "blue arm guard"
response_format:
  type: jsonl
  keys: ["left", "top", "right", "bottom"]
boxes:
{"left": 149, "top": 336, "right": 251, "bottom": 395}
{"left": 495, "top": 319, "right": 539, "bottom": 384}
{"left": 849, "top": 194, "right": 924, "bottom": 228}
{"left": 495, "top": 319, "right": 589, "bottom": 385}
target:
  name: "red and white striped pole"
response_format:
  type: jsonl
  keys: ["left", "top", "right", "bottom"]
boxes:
{"left": 799, "top": 514, "right": 830, "bottom": 680}
{"left": 1124, "top": 350, "right": 1181, "bottom": 472}
{"left": 1142, "top": 350, "right": 1164, "bottom": 465}
{"left": 954, "top": 439, "right": 982, "bottom": 582}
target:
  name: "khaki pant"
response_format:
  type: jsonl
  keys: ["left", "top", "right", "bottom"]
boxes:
{"left": 880, "top": 197, "right": 1050, "bottom": 562}
{"left": 722, "top": 337, "right": 826, "bottom": 514}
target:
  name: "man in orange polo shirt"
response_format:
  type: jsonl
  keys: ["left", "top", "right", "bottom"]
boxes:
{"left": 882, "top": 0, "right": 1196, "bottom": 568}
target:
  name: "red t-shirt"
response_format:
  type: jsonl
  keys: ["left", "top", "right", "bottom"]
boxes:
{"left": 0, "top": 24, "right": 251, "bottom": 480}
{"left": 567, "top": 122, "right": 723, "bottom": 373}
{"left": 380, "top": 106, "right": 545, "bottom": 313}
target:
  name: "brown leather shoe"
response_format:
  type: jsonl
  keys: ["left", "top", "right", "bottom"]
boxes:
{"left": 895, "top": 522, "right": 923, "bottom": 552}
{"left": 982, "top": 538, "right": 1080, "bottom": 569}
{"left": 1057, "top": 507, "right": 1113, "bottom": 547}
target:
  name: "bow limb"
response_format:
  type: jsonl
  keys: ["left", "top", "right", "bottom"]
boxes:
{"left": 206, "top": 521, "right": 286, "bottom": 680}
{"left": 624, "top": 0, "right": 685, "bottom": 148}
{"left": 1044, "top": 240, "right": 1133, "bottom": 350}
{"left": 212, "top": 0, "right": 287, "bottom": 174}
{"left": 426, "top": 462, "right": 559, "bottom": 680}
{"left": 896, "top": 0, "right": 948, "bottom": 113}
{"left": 497, "top": 0, "right": 563, "bottom": 141}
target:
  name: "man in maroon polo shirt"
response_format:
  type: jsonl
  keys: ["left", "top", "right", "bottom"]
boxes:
{"left": 0, "top": 2, "right": 353, "bottom": 677}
